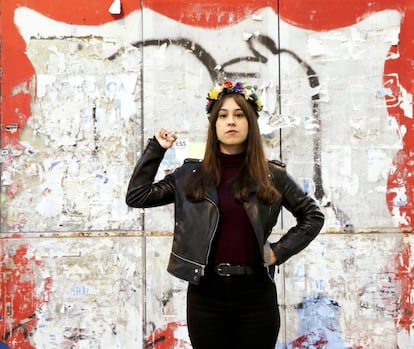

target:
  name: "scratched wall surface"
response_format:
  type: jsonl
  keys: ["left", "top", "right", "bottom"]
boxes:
{"left": 1, "top": 1, "right": 414, "bottom": 348}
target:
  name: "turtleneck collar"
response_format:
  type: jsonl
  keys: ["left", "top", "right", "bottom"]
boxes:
{"left": 218, "top": 152, "right": 246, "bottom": 168}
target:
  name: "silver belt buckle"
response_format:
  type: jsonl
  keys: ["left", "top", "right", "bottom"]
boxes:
{"left": 217, "top": 263, "right": 231, "bottom": 277}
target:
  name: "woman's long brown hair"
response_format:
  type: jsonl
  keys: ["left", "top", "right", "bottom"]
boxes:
{"left": 186, "top": 93, "right": 280, "bottom": 205}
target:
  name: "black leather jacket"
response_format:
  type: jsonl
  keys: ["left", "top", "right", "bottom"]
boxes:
{"left": 126, "top": 138, "right": 324, "bottom": 284}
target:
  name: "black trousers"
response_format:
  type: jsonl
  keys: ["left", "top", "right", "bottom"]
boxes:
{"left": 187, "top": 271, "right": 280, "bottom": 349}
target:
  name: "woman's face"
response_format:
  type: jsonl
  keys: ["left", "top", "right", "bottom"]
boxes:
{"left": 215, "top": 96, "right": 249, "bottom": 154}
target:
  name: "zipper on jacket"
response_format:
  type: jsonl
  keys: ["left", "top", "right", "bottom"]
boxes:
{"left": 171, "top": 251, "right": 205, "bottom": 268}
{"left": 171, "top": 251, "right": 208, "bottom": 277}
{"left": 204, "top": 196, "right": 220, "bottom": 267}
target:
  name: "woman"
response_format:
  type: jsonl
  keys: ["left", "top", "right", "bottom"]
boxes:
{"left": 126, "top": 81, "right": 324, "bottom": 349}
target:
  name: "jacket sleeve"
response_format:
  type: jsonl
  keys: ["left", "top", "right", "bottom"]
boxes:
{"left": 125, "top": 138, "right": 175, "bottom": 208}
{"left": 271, "top": 170, "right": 325, "bottom": 265}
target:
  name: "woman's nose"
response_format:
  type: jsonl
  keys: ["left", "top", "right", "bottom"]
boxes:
{"left": 227, "top": 116, "right": 236, "bottom": 125}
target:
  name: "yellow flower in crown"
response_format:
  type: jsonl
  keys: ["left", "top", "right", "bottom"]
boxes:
{"left": 205, "top": 81, "right": 263, "bottom": 116}
{"left": 208, "top": 86, "right": 220, "bottom": 100}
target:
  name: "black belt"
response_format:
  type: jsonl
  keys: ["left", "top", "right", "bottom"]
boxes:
{"left": 214, "top": 263, "right": 264, "bottom": 277}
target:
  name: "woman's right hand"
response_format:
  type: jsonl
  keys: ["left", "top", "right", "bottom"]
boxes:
{"left": 155, "top": 128, "right": 177, "bottom": 149}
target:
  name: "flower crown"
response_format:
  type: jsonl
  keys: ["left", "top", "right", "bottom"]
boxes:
{"left": 205, "top": 81, "right": 263, "bottom": 115}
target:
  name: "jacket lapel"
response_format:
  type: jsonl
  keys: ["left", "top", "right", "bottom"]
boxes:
{"left": 243, "top": 196, "right": 266, "bottom": 253}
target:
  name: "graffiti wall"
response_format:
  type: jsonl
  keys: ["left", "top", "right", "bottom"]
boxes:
{"left": 1, "top": 0, "right": 413, "bottom": 348}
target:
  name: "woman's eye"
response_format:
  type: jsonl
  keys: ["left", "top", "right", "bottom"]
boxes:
{"left": 235, "top": 113, "right": 244, "bottom": 118}
{"left": 218, "top": 114, "right": 226, "bottom": 118}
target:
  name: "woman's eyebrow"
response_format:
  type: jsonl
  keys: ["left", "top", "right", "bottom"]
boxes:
{"left": 219, "top": 108, "right": 243, "bottom": 111}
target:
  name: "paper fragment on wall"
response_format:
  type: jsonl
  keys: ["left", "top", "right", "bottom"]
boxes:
{"left": 109, "top": 0, "right": 121, "bottom": 15}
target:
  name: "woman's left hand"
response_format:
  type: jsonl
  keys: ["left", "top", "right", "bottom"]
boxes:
{"left": 263, "top": 240, "right": 277, "bottom": 266}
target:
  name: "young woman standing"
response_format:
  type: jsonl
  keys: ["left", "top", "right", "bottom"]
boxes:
{"left": 126, "top": 81, "right": 324, "bottom": 349}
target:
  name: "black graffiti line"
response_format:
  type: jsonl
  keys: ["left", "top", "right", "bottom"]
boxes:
{"left": 2, "top": 313, "right": 36, "bottom": 341}
{"left": 144, "top": 334, "right": 166, "bottom": 348}
{"left": 109, "top": 38, "right": 260, "bottom": 81}
{"left": 111, "top": 35, "right": 323, "bottom": 183}
{"left": 108, "top": 34, "right": 349, "bottom": 225}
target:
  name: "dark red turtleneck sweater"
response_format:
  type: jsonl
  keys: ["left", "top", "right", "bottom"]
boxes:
{"left": 213, "top": 152, "right": 261, "bottom": 266}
